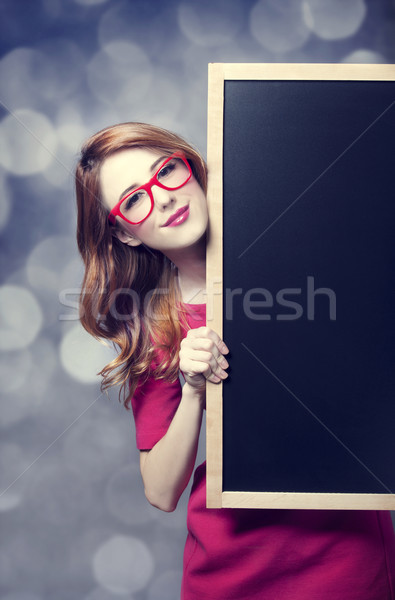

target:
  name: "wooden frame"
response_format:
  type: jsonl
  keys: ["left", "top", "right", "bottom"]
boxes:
{"left": 206, "top": 63, "right": 395, "bottom": 510}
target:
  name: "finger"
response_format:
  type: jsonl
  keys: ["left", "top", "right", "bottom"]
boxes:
{"left": 182, "top": 333, "right": 230, "bottom": 366}
{"left": 183, "top": 369, "right": 221, "bottom": 385}
{"left": 182, "top": 337, "right": 227, "bottom": 363}
{"left": 186, "top": 327, "right": 229, "bottom": 354}
{"left": 207, "top": 373, "right": 221, "bottom": 384}
{"left": 181, "top": 358, "right": 228, "bottom": 381}
{"left": 181, "top": 356, "right": 228, "bottom": 381}
{"left": 182, "top": 350, "right": 228, "bottom": 379}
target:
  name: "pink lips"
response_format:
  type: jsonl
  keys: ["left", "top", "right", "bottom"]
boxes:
{"left": 162, "top": 205, "right": 189, "bottom": 227}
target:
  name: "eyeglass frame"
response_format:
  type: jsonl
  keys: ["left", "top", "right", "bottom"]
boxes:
{"left": 107, "top": 152, "right": 192, "bottom": 226}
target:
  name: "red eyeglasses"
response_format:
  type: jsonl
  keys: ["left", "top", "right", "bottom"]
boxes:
{"left": 108, "top": 152, "right": 192, "bottom": 226}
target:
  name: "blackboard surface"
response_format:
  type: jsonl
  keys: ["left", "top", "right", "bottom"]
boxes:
{"left": 206, "top": 64, "right": 395, "bottom": 509}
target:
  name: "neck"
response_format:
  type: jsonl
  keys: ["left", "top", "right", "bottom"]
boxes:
{"left": 164, "top": 234, "right": 206, "bottom": 304}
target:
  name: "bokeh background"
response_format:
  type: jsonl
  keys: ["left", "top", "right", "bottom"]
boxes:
{"left": 1, "top": 1, "right": 395, "bottom": 599}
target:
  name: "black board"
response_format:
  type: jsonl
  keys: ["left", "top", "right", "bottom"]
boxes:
{"left": 206, "top": 64, "right": 395, "bottom": 509}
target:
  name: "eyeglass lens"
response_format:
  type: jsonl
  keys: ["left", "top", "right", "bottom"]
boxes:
{"left": 120, "top": 157, "right": 190, "bottom": 223}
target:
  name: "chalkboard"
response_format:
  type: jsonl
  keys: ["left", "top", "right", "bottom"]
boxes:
{"left": 206, "top": 63, "right": 395, "bottom": 510}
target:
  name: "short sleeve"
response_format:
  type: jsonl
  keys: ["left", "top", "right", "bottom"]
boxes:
{"left": 131, "top": 373, "right": 182, "bottom": 450}
{"left": 130, "top": 303, "right": 205, "bottom": 451}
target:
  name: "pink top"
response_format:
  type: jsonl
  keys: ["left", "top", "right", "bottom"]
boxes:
{"left": 131, "top": 303, "right": 395, "bottom": 600}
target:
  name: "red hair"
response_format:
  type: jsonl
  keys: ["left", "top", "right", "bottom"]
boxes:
{"left": 75, "top": 122, "right": 207, "bottom": 408}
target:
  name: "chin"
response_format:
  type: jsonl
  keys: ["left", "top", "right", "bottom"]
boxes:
{"left": 182, "top": 227, "right": 207, "bottom": 248}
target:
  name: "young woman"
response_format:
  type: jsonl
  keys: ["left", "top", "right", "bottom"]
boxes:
{"left": 76, "top": 122, "right": 395, "bottom": 600}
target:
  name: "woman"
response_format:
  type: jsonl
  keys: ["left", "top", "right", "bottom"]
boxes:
{"left": 76, "top": 122, "right": 395, "bottom": 600}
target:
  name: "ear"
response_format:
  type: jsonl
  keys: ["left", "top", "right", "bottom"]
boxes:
{"left": 112, "top": 227, "right": 142, "bottom": 247}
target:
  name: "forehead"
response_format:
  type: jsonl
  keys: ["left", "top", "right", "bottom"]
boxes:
{"left": 99, "top": 147, "right": 165, "bottom": 206}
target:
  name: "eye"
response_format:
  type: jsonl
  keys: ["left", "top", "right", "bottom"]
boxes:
{"left": 123, "top": 190, "right": 145, "bottom": 211}
{"left": 157, "top": 160, "right": 176, "bottom": 181}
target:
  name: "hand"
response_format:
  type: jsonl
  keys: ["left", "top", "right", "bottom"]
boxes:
{"left": 179, "top": 327, "right": 230, "bottom": 392}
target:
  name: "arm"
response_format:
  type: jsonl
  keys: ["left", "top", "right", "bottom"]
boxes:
{"left": 139, "top": 327, "right": 229, "bottom": 512}
{"left": 139, "top": 382, "right": 204, "bottom": 512}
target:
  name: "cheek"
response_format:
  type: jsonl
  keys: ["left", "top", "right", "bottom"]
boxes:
{"left": 119, "top": 221, "right": 139, "bottom": 236}
{"left": 198, "top": 194, "right": 209, "bottom": 218}
{"left": 116, "top": 219, "right": 147, "bottom": 243}
{"left": 189, "top": 183, "right": 207, "bottom": 208}
{"left": 130, "top": 220, "right": 156, "bottom": 241}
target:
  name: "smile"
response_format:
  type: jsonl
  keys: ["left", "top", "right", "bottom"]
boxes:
{"left": 162, "top": 205, "right": 190, "bottom": 227}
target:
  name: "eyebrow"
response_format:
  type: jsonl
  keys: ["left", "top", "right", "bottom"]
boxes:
{"left": 118, "top": 155, "right": 168, "bottom": 201}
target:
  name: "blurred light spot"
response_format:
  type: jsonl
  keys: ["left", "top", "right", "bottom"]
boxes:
{"left": 0, "top": 387, "right": 41, "bottom": 428}
{"left": 59, "top": 257, "right": 84, "bottom": 292}
{"left": 62, "top": 408, "right": 130, "bottom": 484}
{"left": 60, "top": 99, "right": 120, "bottom": 138}
{"left": 0, "top": 593, "right": 43, "bottom": 600}
{"left": 0, "top": 442, "right": 33, "bottom": 512}
{"left": 56, "top": 101, "right": 85, "bottom": 125}
{"left": 55, "top": 104, "right": 90, "bottom": 157}
{"left": 5, "top": 268, "right": 30, "bottom": 289}
{"left": 92, "top": 535, "right": 154, "bottom": 594}
{"left": 0, "top": 47, "right": 52, "bottom": 111}
{"left": 250, "top": 0, "right": 310, "bottom": 53}
{"left": 26, "top": 463, "right": 93, "bottom": 525}
{"left": 26, "top": 235, "right": 77, "bottom": 294}
{"left": 0, "top": 492, "right": 21, "bottom": 511}
{"left": 26, "top": 236, "right": 79, "bottom": 327}
{"left": 151, "top": 539, "right": 183, "bottom": 573}
{"left": 74, "top": 0, "right": 109, "bottom": 5}
{"left": 42, "top": 144, "right": 74, "bottom": 190}
{"left": 147, "top": 570, "right": 183, "bottom": 600}
{"left": 58, "top": 257, "right": 84, "bottom": 323}
{"left": 0, "top": 348, "right": 33, "bottom": 393}
{"left": 84, "top": 588, "right": 134, "bottom": 600}
{"left": 0, "top": 109, "right": 57, "bottom": 176}
{"left": 155, "top": 493, "right": 188, "bottom": 531}
{"left": 178, "top": 0, "right": 243, "bottom": 46}
{"left": 0, "top": 285, "right": 43, "bottom": 351}
{"left": 0, "top": 173, "right": 11, "bottom": 232}
{"left": 105, "top": 464, "right": 158, "bottom": 526}
{"left": 98, "top": 2, "right": 156, "bottom": 46}
{"left": 27, "top": 337, "right": 58, "bottom": 398}
{"left": 87, "top": 42, "right": 152, "bottom": 111}
{"left": 127, "top": 69, "right": 184, "bottom": 127}
{"left": 342, "top": 49, "right": 385, "bottom": 63}
{"left": 0, "top": 526, "right": 54, "bottom": 588}
{"left": 60, "top": 323, "right": 115, "bottom": 384}
{"left": 303, "top": 0, "right": 366, "bottom": 40}
{"left": 182, "top": 40, "right": 271, "bottom": 84}
{"left": 98, "top": 2, "right": 185, "bottom": 64}
{"left": 69, "top": 526, "right": 120, "bottom": 590}
{"left": 0, "top": 41, "right": 83, "bottom": 115}
{"left": 34, "top": 38, "right": 85, "bottom": 102}
{"left": 0, "top": 338, "right": 57, "bottom": 428}
{"left": 41, "top": 0, "right": 63, "bottom": 18}
{"left": 57, "top": 121, "right": 88, "bottom": 154}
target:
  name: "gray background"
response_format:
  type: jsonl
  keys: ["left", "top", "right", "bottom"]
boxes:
{"left": 0, "top": 1, "right": 394, "bottom": 599}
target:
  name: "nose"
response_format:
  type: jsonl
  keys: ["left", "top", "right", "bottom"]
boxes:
{"left": 151, "top": 184, "right": 175, "bottom": 210}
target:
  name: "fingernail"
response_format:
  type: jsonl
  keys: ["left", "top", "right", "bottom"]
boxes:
{"left": 220, "top": 341, "right": 229, "bottom": 354}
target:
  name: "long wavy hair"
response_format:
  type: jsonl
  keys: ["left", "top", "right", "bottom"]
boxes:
{"left": 75, "top": 122, "right": 207, "bottom": 408}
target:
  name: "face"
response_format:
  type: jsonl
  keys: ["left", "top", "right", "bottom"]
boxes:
{"left": 100, "top": 147, "right": 208, "bottom": 254}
